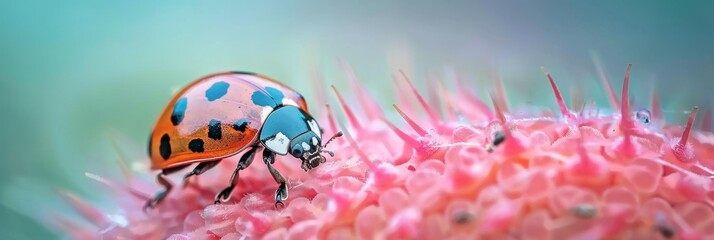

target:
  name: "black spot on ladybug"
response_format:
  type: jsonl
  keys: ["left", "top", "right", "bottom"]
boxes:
{"left": 265, "top": 87, "right": 285, "bottom": 101}
{"left": 251, "top": 91, "right": 275, "bottom": 107}
{"left": 171, "top": 97, "right": 188, "bottom": 126}
{"left": 205, "top": 81, "right": 230, "bottom": 101}
{"left": 188, "top": 139, "right": 205, "bottom": 153}
{"left": 232, "top": 71, "right": 256, "bottom": 75}
{"left": 159, "top": 134, "right": 172, "bottom": 160}
{"left": 233, "top": 119, "right": 250, "bottom": 132}
{"left": 251, "top": 87, "right": 285, "bottom": 107}
{"left": 208, "top": 119, "right": 222, "bottom": 140}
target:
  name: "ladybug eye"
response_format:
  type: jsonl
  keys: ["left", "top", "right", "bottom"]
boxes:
{"left": 291, "top": 145, "right": 304, "bottom": 158}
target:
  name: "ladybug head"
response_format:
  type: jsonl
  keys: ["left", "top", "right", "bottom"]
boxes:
{"left": 290, "top": 131, "right": 343, "bottom": 171}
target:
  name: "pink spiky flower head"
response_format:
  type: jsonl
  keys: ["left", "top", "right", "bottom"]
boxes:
{"left": 56, "top": 63, "right": 714, "bottom": 239}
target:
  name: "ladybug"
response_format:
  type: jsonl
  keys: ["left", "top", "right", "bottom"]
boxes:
{"left": 145, "top": 71, "right": 342, "bottom": 210}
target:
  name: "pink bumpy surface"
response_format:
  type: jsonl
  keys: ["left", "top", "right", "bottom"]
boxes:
{"left": 62, "top": 66, "right": 714, "bottom": 240}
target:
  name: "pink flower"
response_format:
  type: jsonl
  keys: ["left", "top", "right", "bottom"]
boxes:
{"left": 58, "top": 64, "right": 714, "bottom": 239}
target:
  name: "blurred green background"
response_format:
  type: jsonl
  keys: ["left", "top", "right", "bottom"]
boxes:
{"left": 1, "top": 1, "right": 713, "bottom": 239}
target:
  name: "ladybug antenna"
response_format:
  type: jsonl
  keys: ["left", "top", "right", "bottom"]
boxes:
{"left": 323, "top": 131, "right": 343, "bottom": 148}
{"left": 321, "top": 149, "right": 335, "bottom": 157}
{"left": 319, "top": 131, "right": 343, "bottom": 158}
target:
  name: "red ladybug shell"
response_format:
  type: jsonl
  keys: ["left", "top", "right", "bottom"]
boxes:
{"left": 148, "top": 72, "right": 308, "bottom": 170}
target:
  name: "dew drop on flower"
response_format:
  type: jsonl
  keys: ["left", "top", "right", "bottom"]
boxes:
{"left": 636, "top": 109, "right": 652, "bottom": 124}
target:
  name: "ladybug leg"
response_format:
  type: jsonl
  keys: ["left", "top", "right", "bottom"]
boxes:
{"left": 182, "top": 160, "right": 221, "bottom": 188}
{"left": 262, "top": 148, "right": 288, "bottom": 208}
{"left": 214, "top": 145, "right": 259, "bottom": 204}
{"left": 143, "top": 165, "right": 188, "bottom": 211}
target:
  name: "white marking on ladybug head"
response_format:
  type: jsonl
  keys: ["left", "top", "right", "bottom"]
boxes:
{"left": 307, "top": 119, "right": 321, "bottom": 137}
{"left": 312, "top": 137, "right": 318, "bottom": 146}
{"left": 301, "top": 142, "right": 311, "bottom": 151}
{"left": 265, "top": 132, "right": 289, "bottom": 155}
{"left": 282, "top": 98, "right": 299, "bottom": 107}
{"left": 260, "top": 106, "right": 274, "bottom": 122}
